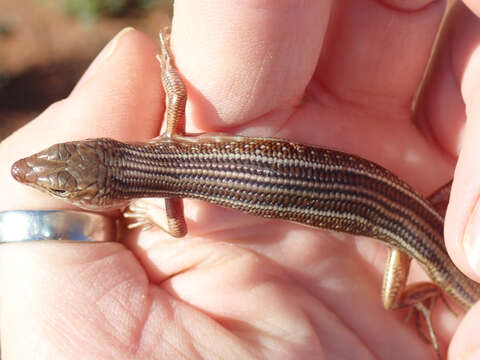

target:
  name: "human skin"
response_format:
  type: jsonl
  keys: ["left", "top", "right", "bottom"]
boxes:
{"left": 1, "top": 0, "right": 480, "bottom": 359}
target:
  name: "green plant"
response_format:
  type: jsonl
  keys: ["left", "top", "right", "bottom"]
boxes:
{"left": 0, "top": 22, "right": 12, "bottom": 36}
{"left": 63, "top": 0, "right": 174, "bottom": 20}
{"left": 64, "top": 0, "right": 131, "bottom": 20}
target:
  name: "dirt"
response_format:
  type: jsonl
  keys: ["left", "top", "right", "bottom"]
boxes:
{"left": 0, "top": 0, "right": 171, "bottom": 139}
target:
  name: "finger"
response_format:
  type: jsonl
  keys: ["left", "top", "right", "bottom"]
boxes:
{"left": 0, "top": 28, "right": 164, "bottom": 211}
{"left": 173, "top": 1, "right": 446, "bottom": 131}
{"left": 441, "top": 4, "right": 480, "bottom": 282}
{"left": 449, "top": 302, "right": 480, "bottom": 358}
{"left": 415, "top": 2, "right": 476, "bottom": 158}
{"left": 316, "top": 0, "right": 445, "bottom": 114}
{"left": 463, "top": 0, "right": 480, "bottom": 17}
{"left": 171, "top": 0, "right": 331, "bottom": 130}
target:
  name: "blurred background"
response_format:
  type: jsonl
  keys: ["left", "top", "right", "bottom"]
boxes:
{"left": 0, "top": 0, "right": 173, "bottom": 140}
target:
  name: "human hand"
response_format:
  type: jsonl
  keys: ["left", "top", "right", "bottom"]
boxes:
{"left": 0, "top": 1, "right": 478, "bottom": 359}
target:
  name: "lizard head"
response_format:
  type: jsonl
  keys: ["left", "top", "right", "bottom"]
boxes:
{"left": 11, "top": 139, "right": 128, "bottom": 210}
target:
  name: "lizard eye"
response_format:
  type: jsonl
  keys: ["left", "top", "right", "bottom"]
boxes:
{"left": 51, "top": 189, "right": 66, "bottom": 195}
{"left": 48, "top": 171, "right": 77, "bottom": 195}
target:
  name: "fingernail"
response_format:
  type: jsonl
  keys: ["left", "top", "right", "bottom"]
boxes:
{"left": 464, "top": 201, "right": 480, "bottom": 275}
{"left": 74, "top": 27, "right": 135, "bottom": 90}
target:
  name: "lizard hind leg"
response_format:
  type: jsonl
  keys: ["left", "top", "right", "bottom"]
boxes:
{"left": 400, "top": 282, "right": 450, "bottom": 359}
{"left": 382, "top": 249, "right": 446, "bottom": 358}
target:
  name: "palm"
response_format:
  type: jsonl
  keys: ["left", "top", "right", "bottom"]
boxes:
{"left": 123, "top": 93, "right": 449, "bottom": 359}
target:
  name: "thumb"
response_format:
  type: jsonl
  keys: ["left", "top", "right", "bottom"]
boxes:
{"left": 444, "top": 11, "right": 480, "bottom": 283}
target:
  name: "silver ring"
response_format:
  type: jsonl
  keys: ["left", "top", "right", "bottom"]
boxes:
{"left": 0, "top": 210, "right": 117, "bottom": 243}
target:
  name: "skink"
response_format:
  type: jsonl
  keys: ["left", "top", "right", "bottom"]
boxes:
{"left": 10, "top": 29, "right": 480, "bottom": 355}
{"left": 10, "top": 132, "right": 480, "bottom": 308}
